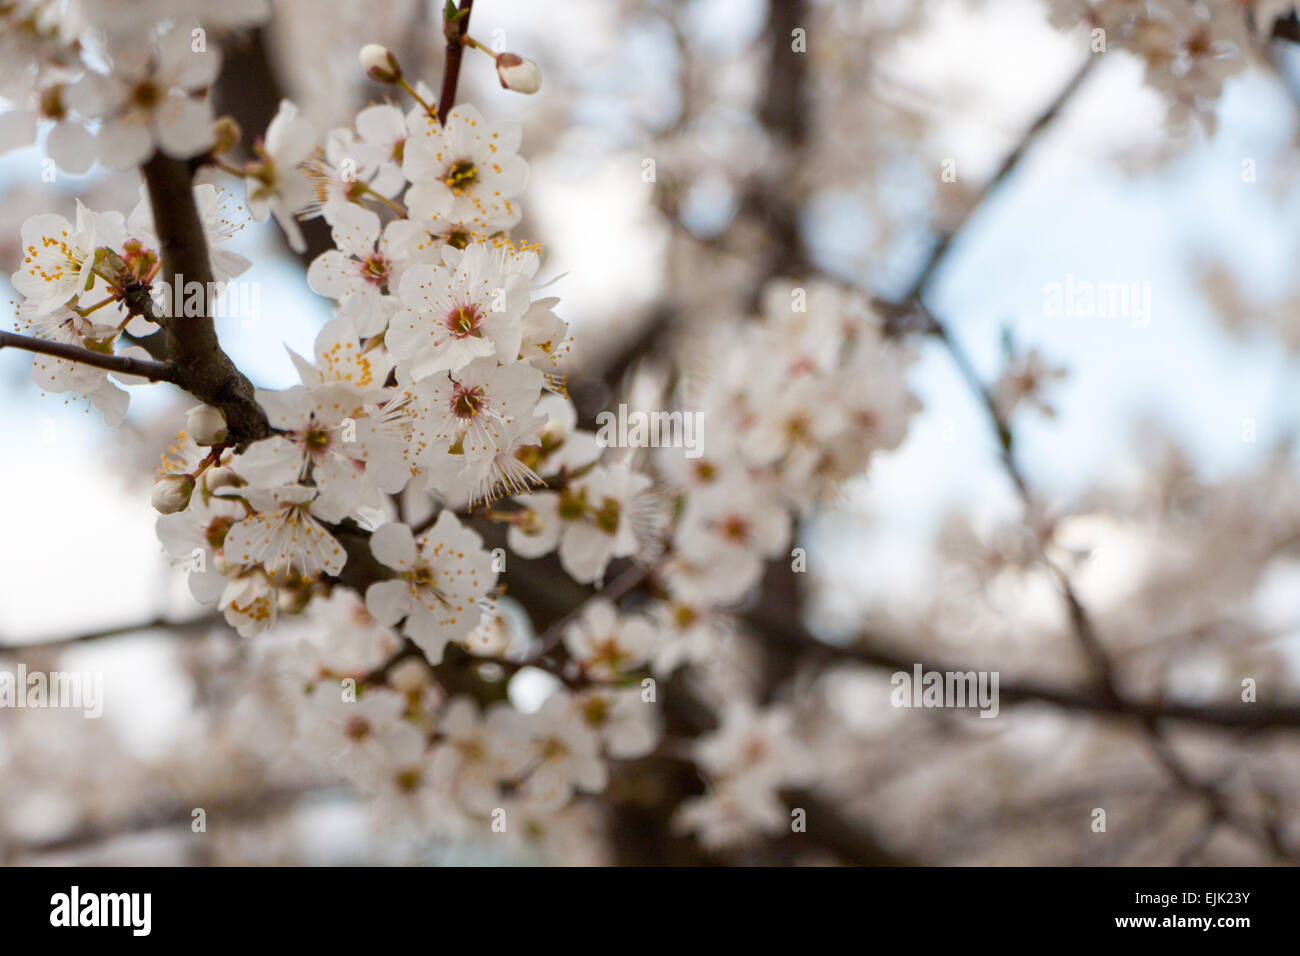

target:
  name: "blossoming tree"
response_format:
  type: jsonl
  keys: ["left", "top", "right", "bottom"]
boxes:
{"left": 3, "top": 0, "right": 1300, "bottom": 865}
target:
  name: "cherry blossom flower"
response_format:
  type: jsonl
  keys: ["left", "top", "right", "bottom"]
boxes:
{"left": 570, "top": 686, "right": 661, "bottom": 759}
{"left": 416, "top": 355, "right": 544, "bottom": 474}
{"left": 232, "top": 384, "right": 375, "bottom": 521}
{"left": 156, "top": 491, "right": 246, "bottom": 604}
{"left": 403, "top": 103, "right": 528, "bottom": 224}
{"left": 563, "top": 599, "right": 658, "bottom": 682}
{"left": 516, "top": 690, "right": 608, "bottom": 804}
{"left": 387, "top": 243, "right": 530, "bottom": 379}
{"left": 507, "top": 464, "right": 654, "bottom": 583}
{"left": 219, "top": 570, "right": 278, "bottom": 638}
{"left": 306, "top": 203, "right": 421, "bottom": 312}
{"left": 364, "top": 513, "right": 497, "bottom": 663}
{"left": 67, "top": 28, "right": 220, "bottom": 169}
{"left": 127, "top": 183, "right": 251, "bottom": 286}
{"left": 299, "top": 684, "right": 425, "bottom": 779}
{"left": 673, "top": 477, "right": 790, "bottom": 603}
{"left": 430, "top": 697, "right": 530, "bottom": 814}
{"left": 11, "top": 202, "right": 125, "bottom": 313}
{"left": 244, "top": 99, "right": 317, "bottom": 253}
{"left": 300, "top": 124, "right": 405, "bottom": 224}
{"left": 286, "top": 313, "right": 392, "bottom": 400}
{"left": 672, "top": 783, "right": 789, "bottom": 850}
{"left": 221, "top": 484, "right": 347, "bottom": 579}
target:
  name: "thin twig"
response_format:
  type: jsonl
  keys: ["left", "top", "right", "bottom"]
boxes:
{"left": 0, "top": 613, "right": 225, "bottom": 654}
{"left": 533, "top": 560, "right": 658, "bottom": 658}
{"left": 896, "top": 56, "right": 1097, "bottom": 316}
{"left": 0, "top": 330, "right": 177, "bottom": 383}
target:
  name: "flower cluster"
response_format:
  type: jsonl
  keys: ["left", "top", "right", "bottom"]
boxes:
{"left": 8, "top": 185, "right": 250, "bottom": 424}
{"left": 1044, "top": 0, "right": 1265, "bottom": 133}
{"left": 0, "top": 1, "right": 269, "bottom": 173}
{"left": 3, "top": 29, "right": 922, "bottom": 854}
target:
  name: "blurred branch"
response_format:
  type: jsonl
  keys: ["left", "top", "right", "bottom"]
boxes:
{"left": 0, "top": 613, "right": 225, "bottom": 654}
{"left": 883, "top": 55, "right": 1097, "bottom": 333}
{"left": 778, "top": 789, "right": 916, "bottom": 865}
{"left": 3, "top": 785, "right": 344, "bottom": 862}
{"left": 760, "top": 618, "right": 1300, "bottom": 732}
{"left": 1273, "top": 12, "right": 1300, "bottom": 43}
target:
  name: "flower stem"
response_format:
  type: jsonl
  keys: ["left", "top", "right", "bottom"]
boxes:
{"left": 396, "top": 78, "right": 437, "bottom": 117}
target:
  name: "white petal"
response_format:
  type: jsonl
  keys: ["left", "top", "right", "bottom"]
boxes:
{"left": 370, "top": 521, "right": 416, "bottom": 569}
{"left": 365, "top": 578, "right": 411, "bottom": 626}
{"left": 47, "top": 121, "right": 98, "bottom": 174}
{"left": 96, "top": 116, "right": 154, "bottom": 170}
{"left": 157, "top": 95, "right": 215, "bottom": 159}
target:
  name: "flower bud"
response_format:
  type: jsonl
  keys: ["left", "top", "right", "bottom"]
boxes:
{"left": 212, "top": 115, "right": 241, "bottom": 154}
{"left": 495, "top": 53, "right": 541, "bottom": 94}
{"left": 153, "top": 473, "right": 195, "bottom": 514}
{"left": 186, "top": 404, "right": 228, "bottom": 446}
{"left": 201, "top": 465, "right": 240, "bottom": 496}
{"left": 360, "top": 44, "right": 402, "bottom": 83}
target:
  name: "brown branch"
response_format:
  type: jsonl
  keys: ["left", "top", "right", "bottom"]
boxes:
{"left": 0, "top": 613, "right": 225, "bottom": 654}
{"left": 1273, "top": 12, "right": 1300, "bottom": 43}
{"left": 139, "top": 152, "right": 272, "bottom": 446}
{"left": 764, "top": 621, "right": 1300, "bottom": 732}
{"left": 0, "top": 330, "right": 177, "bottom": 383}
{"left": 896, "top": 55, "right": 1097, "bottom": 318}
{"left": 778, "top": 789, "right": 916, "bottom": 865}
{"left": 438, "top": 0, "right": 475, "bottom": 126}
{"left": 533, "top": 560, "right": 656, "bottom": 657}
{"left": 3, "top": 784, "right": 344, "bottom": 861}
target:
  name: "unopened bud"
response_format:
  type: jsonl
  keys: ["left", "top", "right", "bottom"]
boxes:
{"left": 153, "top": 473, "right": 195, "bottom": 514}
{"left": 495, "top": 53, "right": 541, "bottom": 94}
{"left": 360, "top": 44, "right": 402, "bottom": 83}
{"left": 212, "top": 115, "right": 241, "bottom": 154}
{"left": 186, "top": 404, "right": 228, "bottom": 446}
{"left": 201, "top": 465, "right": 240, "bottom": 496}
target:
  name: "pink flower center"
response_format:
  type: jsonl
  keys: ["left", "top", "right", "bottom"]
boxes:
{"left": 718, "top": 515, "right": 749, "bottom": 543}
{"left": 446, "top": 303, "right": 482, "bottom": 338}
{"left": 451, "top": 383, "right": 485, "bottom": 420}
{"left": 360, "top": 253, "right": 390, "bottom": 285}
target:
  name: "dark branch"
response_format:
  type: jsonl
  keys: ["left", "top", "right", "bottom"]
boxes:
{"left": 0, "top": 613, "right": 224, "bottom": 654}
{"left": 763, "top": 621, "right": 1300, "bottom": 732}
{"left": 438, "top": 0, "right": 475, "bottom": 126}
{"left": 0, "top": 330, "right": 177, "bottom": 383}
{"left": 139, "top": 152, "right": 272, "bottom": 446}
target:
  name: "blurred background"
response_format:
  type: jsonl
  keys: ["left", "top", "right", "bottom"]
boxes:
{"left": 3, "top": 0, "right": 1300, "bottom": 864}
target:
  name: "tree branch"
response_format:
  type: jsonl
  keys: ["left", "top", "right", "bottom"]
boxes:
{"left": 765, "top": 621, "right": 1300, "bottom": 732}
{"left": 0, "top": 613, "right": 225, "bottom": 654}
{"left": 0, "top": 330, "right": 177, "bottom": 383}
{"left": 138, "top": 152, "right": 272, "bottom": 446}
{"left": 895, "top": 55, "right": 1097, "bottom": 317}
{"left": 437, "top": 0, "right": 475, "bottom": 126}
